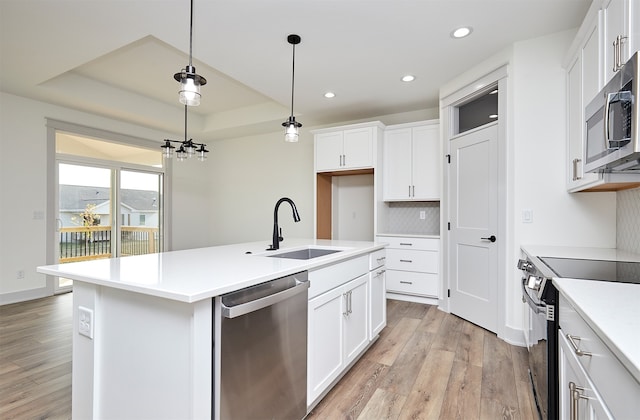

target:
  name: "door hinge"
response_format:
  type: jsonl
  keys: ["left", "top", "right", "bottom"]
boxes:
{"left": 447, "top": 289, "right": 451, "bottom": 298}
{"left": 447, "top": 222, "right": 451, "bottom": 231}
{"left": 446, "top": 154, "right": 451, "bottom": 164}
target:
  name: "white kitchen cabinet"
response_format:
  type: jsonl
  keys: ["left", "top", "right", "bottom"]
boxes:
{"left": 368, "top": 249, "right": 387, "bottom": 340}
{"left": 558, "top": 332, "right": 611, "bottom": 420}
{"left": 564, "top": 0, "right": 640, "bottom": 192}
{"left": 383, "top": 121, "right": 440, "bottom": 201}
{"left": 307, "top": 274, "right": 369, "bottom": 404}
{"left": 381, "top": 236, "right": 439, "bottom": 302}
{"left": 558, "top": 293, "right": 640, "bottom": 419}
{"left": 566, "top": 11, "right": 603, "bottom": 192}
{"left": 602, "top": 0, "right": 636, "bottom": 83}
{"left": 313, "top": 122, "right": 384, "bottom": 172}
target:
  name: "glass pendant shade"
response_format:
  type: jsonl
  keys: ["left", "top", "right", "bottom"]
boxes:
{"left": 161, "top": 141, "right": 175, "bottom": 158}
{"left": 284, "top": 121, "right": 299, "bottom": 142}
{"left": 196, "top": 144, "right": 209, "bottom": 161}
{"left": 174, "top": 65, "right": 206, "bottom": 107}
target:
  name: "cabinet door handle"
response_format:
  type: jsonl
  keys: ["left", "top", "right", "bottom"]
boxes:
{"left": 399, "top": 243, "right": 413, "bottom": 246}
{"left": 400, "top": 281, "right": 413, "bottom": 285}
{"left": 399, "top": 259, "right": 413, "bottom": 263}
{"left": 412, "top": 185, "right": 415, "bottom": 197}
{"left": 569, "top": 382, "right": 588, "bottom": 420}
{"left": 376, "top": 256, "right": 386, "bottom": 263}
{"left": 375, "top": 269, "right": 386, "bottom": 277}
{"left": 613, "top": 35, "right": 628, "bottom": 72}
{"left": 572, "top": 158, "right": 583, "bottom": 181}
{"left": 343, "top": 293, "right": 349, "bottom": 316}
{"left": 566, "top": 334, "right": 592, "bottom": 357}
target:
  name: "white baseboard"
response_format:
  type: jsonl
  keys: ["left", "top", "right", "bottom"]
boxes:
{"left": 386, "top": 292, "right": 438, "bottom": 306}
{"left": 499, "top": 324, "right": 526, "bottom": 347}
{"left": 0, "top": 287, "right": 51, "bottom": 305}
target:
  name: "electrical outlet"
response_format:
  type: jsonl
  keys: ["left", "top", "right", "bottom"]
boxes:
{"left": 78, "top": 306, "right": 94, "bottom": 339}
{"left": 419, "top": 211, "right": 426, "bottom": 220}
{"left": 16, "top": 270, "right": 24, "bottom": 279}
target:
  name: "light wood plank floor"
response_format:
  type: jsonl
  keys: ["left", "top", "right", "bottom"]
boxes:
{"left": 307, "top": 299, "right": 537, "bottom": 420}
{"left": 0, "top": 294, "right": 536, "bottom": 420}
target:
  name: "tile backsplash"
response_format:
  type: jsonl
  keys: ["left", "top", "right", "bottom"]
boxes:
{"left": 617, "top": 187, "right": 640, "bottom": 254}
{"left": 385, "top": 202, "right": 440, "bottom": 235}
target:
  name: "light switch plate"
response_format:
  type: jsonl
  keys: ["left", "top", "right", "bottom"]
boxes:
{"left": 78, "top": 306, "right": 94, "bottom": 339}
{"left": 522, "top": 209, "right": 533, "bottom": 223}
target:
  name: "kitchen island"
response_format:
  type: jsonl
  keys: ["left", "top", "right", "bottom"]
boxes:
{"left": 37, "top": 238, "right": 386, "bottom": 419}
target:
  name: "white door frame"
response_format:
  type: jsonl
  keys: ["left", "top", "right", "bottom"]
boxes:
{"left": 440, "top": 66, "right": 508, "bottom": 340}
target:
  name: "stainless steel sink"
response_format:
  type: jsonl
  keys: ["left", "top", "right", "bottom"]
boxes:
{"left": 266, "top": 247, "right": 342, "bottom": 260}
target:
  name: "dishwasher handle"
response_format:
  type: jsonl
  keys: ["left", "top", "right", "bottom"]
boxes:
{"left": 221, "top": 277, "right": 309, "bottom": 319}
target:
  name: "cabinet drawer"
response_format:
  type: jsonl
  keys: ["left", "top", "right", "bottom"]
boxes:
{"left": 369, "top": 249, "right": 386, "bottom": 270}
{"left": 387, "top": 249, "right": 437, "bottom": 273}
{"left": 559, "top": 294, "right": 640, "bottom": 419}
{"left": 386, "top": 270, "right": 438, "bottom": 297}
{"left": 308, "top": 255, "right": 368, "bottom": 299}
{"left": 383, "top": 236, "right": 439, "bottom": 251}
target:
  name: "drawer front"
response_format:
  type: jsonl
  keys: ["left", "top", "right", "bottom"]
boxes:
{"left": 382, "top": 236, "right": 439, "bottom": 251}
{"left": 386, "top": 270, "right": 438, "bottom": 297}
{"left": 369, "top": 249, "right": 386, "bottom": 270}
{"left": 308, "top": 255, "right": 369, "bottom": 299}
{"left": 386, "top": 249, "right": 437, "bottom": 273}
{"left": 559, "top": 294, "right": 640, "bottom": 419}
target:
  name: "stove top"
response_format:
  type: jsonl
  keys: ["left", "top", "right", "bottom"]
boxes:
{"left": 539, "top": 257, "right": 640, "bottom": 284}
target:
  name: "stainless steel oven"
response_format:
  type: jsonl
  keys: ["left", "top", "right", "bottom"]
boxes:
{"left": 519, "top": 257, "right": 558, "bottom": 420}
{"left": 518, "top": 253, "right": 640, "bottom": 420}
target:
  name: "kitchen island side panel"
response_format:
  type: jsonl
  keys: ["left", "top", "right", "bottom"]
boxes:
{"left": 72, "top": 282, "right": 213, "bottom": 419}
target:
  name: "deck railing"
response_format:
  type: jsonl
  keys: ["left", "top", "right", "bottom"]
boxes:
{"left": 59, "top": 226, "right": 159, "bottom": 263}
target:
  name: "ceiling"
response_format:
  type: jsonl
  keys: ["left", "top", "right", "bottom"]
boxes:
{"left": 0, "top": 0, "right": 590, "bottom": 143}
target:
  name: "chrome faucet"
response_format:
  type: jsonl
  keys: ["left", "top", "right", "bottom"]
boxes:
{"left": 268, "top": 197, "right": 301, "bottom": 250}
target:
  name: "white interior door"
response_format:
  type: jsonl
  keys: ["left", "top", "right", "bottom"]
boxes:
{"left": 448, "top": 124, "right": 498, "bottom": 333}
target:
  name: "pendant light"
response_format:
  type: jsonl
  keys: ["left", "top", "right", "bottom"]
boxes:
{"left": 161, "top": 105, "right": 209, "bottom": 161}
{"left": 282, "top": 34, "right": 302, "bottom": 142}
{"left": 174, "top": 0, "right": 207, "bottom": 106}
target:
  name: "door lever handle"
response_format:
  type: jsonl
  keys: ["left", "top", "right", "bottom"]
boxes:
{"left": 481, "top": 235, "right": 496, "bottom": 243}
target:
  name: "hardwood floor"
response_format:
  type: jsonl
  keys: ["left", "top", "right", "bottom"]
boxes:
{"left": 307, "top": 299, "right": 537, "bottom": 420}
{"left": 0, "top": 294, "right": 536, "bottom": 420}
{"left": 0, "top": 293, "right": 72, "bottom": 420}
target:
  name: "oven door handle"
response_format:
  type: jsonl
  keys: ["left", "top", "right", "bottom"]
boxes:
{"left": 522, "top": 278, "right": 547, "bottom": 315}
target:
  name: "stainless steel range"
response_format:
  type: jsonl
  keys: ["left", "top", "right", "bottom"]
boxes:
{"left": 518, "top": 253, "right": 640, "bottom": 420}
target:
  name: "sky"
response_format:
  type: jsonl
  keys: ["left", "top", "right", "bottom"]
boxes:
{"left": 59, "top": 163, "right": 159, "bottom": 191}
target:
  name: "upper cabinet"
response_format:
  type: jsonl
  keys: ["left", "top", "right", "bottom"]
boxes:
{"left": 566, "top": 9, "right": 603, "bottom": 191}
{"left": 564, "top": 0, "right": 640, "bottom": 192}
{"left": 383, "top": 121, "right": 440, "bottom": 201}
{"left": 313, "top": 122, "right": 384, "bottom": 172}
{"left": 602, "top": 0, "right": 635, "bottom": 83}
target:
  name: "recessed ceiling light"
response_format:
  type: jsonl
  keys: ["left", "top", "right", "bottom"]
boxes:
{"left": 401, "top": 75, "right": 416, "bottom": 82}
{"left": 324, "top": 92, "right": 336, "bottom": 98}
{"left": 489, "top": 114, "right": 498, "bottom": 119}
{"left": 490, "top": 89, "right": 498, "bottom": 94}
{"left": 451, "top": 26, "right": 473, "bottom": 39}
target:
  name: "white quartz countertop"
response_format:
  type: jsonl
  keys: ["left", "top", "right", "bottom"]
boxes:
{"left": 553, "top": 278, "right": 640, "bottom": 385}
{"left": 376, "top": 233, "right": 440, "bottom": 239}
{"left": 37, "top": 238, "right": 385, "bottom": 303}
{"left": 521, "top": 245, "right": 640, "bottom": 385}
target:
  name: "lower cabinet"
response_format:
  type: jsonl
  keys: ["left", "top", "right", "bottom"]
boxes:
{"left": 558, "top": 331, "right": 611, "bottom": 420}
{"left": 381, "top": 236, "right": 439, "bottom": 299}
{"left": 307, "top": 274, "right": 368, "bottom": 404}
{"left": 558, "top": 293, "right": 640, "bottom": 419}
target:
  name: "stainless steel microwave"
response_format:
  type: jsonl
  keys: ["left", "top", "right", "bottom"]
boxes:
{"left": 584, "top": 52, "right": 640, "bottom": 173}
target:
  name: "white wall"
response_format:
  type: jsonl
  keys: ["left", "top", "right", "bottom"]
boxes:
{"left": 0, "top": 92, "right": 172, "bottom": 303}
{"left": 440, "top": 30, "right": 617, "bottom": 344}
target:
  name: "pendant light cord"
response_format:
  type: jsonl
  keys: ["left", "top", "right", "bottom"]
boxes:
{"left": 188, "top": 0, "right": 194, "bottom": 68}
{"left": 290, "top": 42, "right": 296, "bottom": 117}
{"left": 184, "top": 105, "right": 188, "bottom": 142}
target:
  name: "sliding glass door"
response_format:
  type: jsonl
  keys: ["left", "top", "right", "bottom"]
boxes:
{"left": 52, "top": 128, "right": 164, "bottom": 294}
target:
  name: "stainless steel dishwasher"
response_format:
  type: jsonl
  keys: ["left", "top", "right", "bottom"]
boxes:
{"left": 214, "top": 271, "right": 309, "bottom": 420}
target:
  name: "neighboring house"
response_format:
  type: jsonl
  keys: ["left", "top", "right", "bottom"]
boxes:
{"left": 59, "top": 185, "right": 159, "bottom": 232}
